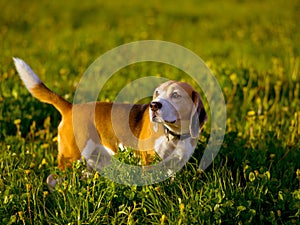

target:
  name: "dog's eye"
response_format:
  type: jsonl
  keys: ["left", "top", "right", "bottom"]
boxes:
{"left": 171, "top": 92, "right": 181, "bottom": 99}
{"left": 155, "top": 90, "right": 159, "bottom": 96}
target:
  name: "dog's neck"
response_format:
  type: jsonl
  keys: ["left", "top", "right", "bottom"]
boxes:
{"left": 163, "top": 120, "right": 191, "bottom": 138}
{"left": 163, "top": 125, "right": 191, "bottom": 141}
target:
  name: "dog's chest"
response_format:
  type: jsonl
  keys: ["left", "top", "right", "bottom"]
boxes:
{"left": 154, "top": 136, "right": 195, "bottom": 162}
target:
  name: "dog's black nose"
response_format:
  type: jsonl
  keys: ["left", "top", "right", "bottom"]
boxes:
{"left": 150, "top": 101, "right": 162, "bottom": 111}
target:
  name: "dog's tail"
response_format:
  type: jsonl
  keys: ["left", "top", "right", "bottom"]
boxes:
{"left": 13, "top": 58, "right": 71, "bottom": 115}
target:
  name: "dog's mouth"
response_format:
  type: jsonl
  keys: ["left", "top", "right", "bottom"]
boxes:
{"left": 151, "top": 115, "right": 176, "bottom": 124}
{"left": 164, "top": 119, "right": 176, "bottom": 124}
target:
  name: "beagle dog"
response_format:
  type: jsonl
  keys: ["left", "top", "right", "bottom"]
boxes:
{"left": 13, "top": 58, "right": 207, "bottom": 188}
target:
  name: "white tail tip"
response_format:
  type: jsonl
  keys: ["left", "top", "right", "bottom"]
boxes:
{"left": 13, "top": 57, "right": 41, "bottom": 90}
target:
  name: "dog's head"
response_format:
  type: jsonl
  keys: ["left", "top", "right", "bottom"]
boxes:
{"left": 149, "top": 80, "right": 207, "bottom": 138}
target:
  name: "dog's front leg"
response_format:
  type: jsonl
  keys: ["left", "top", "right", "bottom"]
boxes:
{"left": 163, "top": 140, "right": 195, "bottom": 176}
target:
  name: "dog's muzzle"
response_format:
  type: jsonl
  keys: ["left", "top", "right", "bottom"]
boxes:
{"left": 150, "top": 101, "right": 176, "bottom": 124}
{"left": 150, "top": 101, "right": 162, "bottom": 123}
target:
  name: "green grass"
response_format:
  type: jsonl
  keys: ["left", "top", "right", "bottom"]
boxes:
{"left": 0, "top": 0, "right": 299, "bottom": 224}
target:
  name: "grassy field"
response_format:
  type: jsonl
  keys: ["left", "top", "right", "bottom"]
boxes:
{"left": 0, "top": 0, "right": 299, "bottom": 224}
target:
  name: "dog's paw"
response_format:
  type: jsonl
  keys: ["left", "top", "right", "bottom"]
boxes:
{"left": 46, "top": 174, "right": 61, "bottom": 192}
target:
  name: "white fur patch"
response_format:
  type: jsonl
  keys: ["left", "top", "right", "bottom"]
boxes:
{"left": 155, "top": 136, "right": 196, "bottom": 175}
{"left": 171, "top": 139, "right": 194, "bottom": 163}
{"left": 81, "top": 139, "right": 96, "bottom": 159}
{"left": 13, "top": 57, "right": 41, "bottom": 90}
{"left": 81, "top": 139, "right": 115, "bottom": 170}
{"left": 154, "top": 136, "right": 169, "bottom": 159}
{"left": 118, "top": 143, "right": 125, "bottom": 150}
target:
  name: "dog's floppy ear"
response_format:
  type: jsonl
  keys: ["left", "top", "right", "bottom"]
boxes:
{"left": 189, "top": 91, "right": 207, "bottom": 138}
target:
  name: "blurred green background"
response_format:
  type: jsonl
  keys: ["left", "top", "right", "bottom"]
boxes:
{"left": 1, "top": 0, "right": 299, "bottom": 70}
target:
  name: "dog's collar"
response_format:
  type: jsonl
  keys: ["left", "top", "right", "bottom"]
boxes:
{"left": 163, "top": 126, "right": 191, "bottom": 141}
